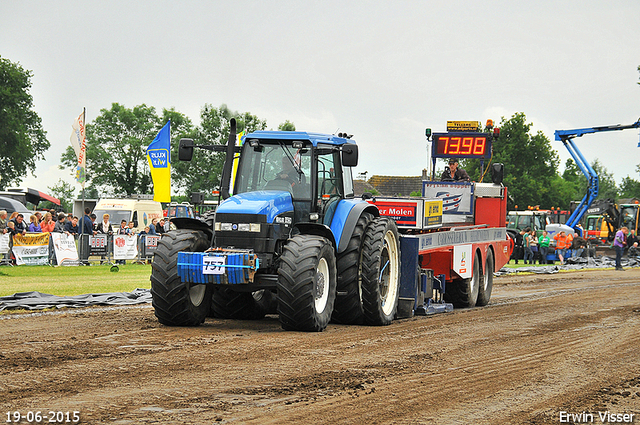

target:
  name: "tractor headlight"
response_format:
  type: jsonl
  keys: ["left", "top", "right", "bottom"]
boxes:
{"left": 238, "top": 223, "right": 261, "bottom": 232}
{"left": 215, "top": 222, "right": 260, "bottom": 232}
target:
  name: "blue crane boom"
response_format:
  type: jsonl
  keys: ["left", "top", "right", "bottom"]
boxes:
{"left": 554, "top": 119, "right": 640, "bottom": 233}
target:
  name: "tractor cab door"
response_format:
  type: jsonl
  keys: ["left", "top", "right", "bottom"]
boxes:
{"left": 316, "top": 146, "right": 344, "bottom": 225}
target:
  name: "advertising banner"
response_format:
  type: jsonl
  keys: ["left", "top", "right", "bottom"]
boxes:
{"left": 146, "top": 120, "right": 171, "bottom": 202}
{"left": 372, "top": 199, "right": 422, "bottom": 228}
{"left": 0, "top": 234, "right": 10, "bottom": 254}
{"left": 423, "top": 181, "right": 474, "bottom": 215}
{"left": 12, "top": 233, "right": 50, "bottom": 266}
{"left": 69, "top": 111, "right": 87, "bottom": 185}
{"left": 113, "top": 234, "right": 138, "bottom": 260}
{"left": 51, "top": 232, "right": 80, "bottom": 265}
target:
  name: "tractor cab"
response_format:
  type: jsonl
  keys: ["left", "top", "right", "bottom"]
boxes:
{"left": 212, "top": 131, "right": 359, "bottom": 270}
{"left": 233, "top": 132, "right": 356, "bottom": 225}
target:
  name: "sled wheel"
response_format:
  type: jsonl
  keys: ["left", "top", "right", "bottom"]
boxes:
{"left": 150, "top": 230, "right": 212, "bottom": 326}
{"left": 444, "top": 251, "right": 480, "bottom": 308}
{"left": 332, "top": 212, "right": 373, "bottom": 324}
{"left": 477, "top": 249, "right": 494, "bottom": 306}
{"left": 361, "top": 217, "right": 401, "bottom": 326}
{"left": 277, "top": 235, "right": 336, "bottom": 332}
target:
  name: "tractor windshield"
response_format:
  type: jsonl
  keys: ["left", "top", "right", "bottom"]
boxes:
{"left": 234, "top": 142, "right": 312, "bottom": 200}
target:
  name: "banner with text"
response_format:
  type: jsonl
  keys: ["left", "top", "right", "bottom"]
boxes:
{"left": 69, "top": 111, "right": 87, "bottom": 185}
{"left": 51, "top": 232, "right": 80, "bottom": 266}
{"left": 113, "top": 234, "right": 138, "bottom": 260}
{"left": 12, "top": 233, "right": 50, "bottom": 265}
{"left": 146, "top": 120, "right": 171, "bottom": 202}
{"left": 0, "top": 234, "right": 10, "bottom": 254}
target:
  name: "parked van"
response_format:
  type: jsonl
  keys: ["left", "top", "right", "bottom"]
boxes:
{"left": 93, "top": 198, "right": 163, "bottom": 233}
{"left": 0, "top": 196, "right": 32, "bottom": 215}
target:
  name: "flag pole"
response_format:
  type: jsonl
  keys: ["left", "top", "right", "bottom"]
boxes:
{"left": 81, "top": 107, "right": 86, "bottom": 223}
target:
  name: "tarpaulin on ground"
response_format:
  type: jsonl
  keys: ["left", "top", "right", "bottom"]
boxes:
{"left": 0, "top": 288, "right": 152, "bottom": 311}
{"left": 496, "top": 256, "right": 640, "bottom": 275}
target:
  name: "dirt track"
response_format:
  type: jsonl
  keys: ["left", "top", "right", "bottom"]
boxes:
{"left": 1, "top": 269, "right": 640, "bottom": 424}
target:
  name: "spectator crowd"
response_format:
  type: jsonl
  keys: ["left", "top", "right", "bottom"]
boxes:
{"left": 0, "top": 208, "right": 170, "bottom": 238}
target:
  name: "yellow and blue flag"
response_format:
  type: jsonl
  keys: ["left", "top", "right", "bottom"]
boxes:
{"left": 146, "top": 121, "right": 171, "bottom": 202}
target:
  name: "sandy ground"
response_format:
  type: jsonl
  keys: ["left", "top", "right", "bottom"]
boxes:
{"left": 1, "top": 268, "right": 639, "bottom": 424}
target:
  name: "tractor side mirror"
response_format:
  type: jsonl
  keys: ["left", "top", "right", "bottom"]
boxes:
{"left": 342, "top": 144, "right": 358, "bottom": 167}
{"left": 178, "top": 138, "right": 194, "bottom": 161}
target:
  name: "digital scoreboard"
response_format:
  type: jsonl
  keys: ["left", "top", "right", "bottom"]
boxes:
{"left": 431, "top": 132, "right": 492, "bottom": 159}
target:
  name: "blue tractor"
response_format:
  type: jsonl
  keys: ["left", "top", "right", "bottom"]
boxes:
{"left": 150, "top": 119, "right": 400, "bottom": 331}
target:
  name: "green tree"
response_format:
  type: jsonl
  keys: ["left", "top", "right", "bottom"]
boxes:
{"left": 464, "top": 112, "right": 560, "bottom": 209}
{"left": 47, "top": 179, "right": 76, "bottom": 212}
{"left": 619, "top": 164, "right": 640, "bottom": 199}
{"left": 0, "top": 56, "right": 49, "bottom": 189}
{"left": 61, "top": 103, "right": 162, "bottom": 196}
{"left": 569, "top": 159, "right": 618, "bottom": 202}
{"left": 619, "top": 175, "right": 640, "bottom": 199}
{"left": 278, "top": 120, "right": 296, "bottom": 131}
{"left": 172, "top": 104, "right": 267, "bottom": 196}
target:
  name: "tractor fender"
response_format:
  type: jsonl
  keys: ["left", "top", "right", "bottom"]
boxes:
{"left": 330, "top": 200, "right": 379, "bottom": 254}
{"left": 293, "top": 223, "right": 337, "bottom": 251}
{"left": 171, "top": 217, "right": 213, "bottom": 241}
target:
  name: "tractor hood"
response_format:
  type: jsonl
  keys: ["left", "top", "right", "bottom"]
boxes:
{"left": 215, "top": 191, "right": 294, "bottom": 224}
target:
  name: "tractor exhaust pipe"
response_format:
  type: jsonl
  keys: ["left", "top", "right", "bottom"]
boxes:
{"left": 220, "top": 118, "right": 237, "bottom": 200}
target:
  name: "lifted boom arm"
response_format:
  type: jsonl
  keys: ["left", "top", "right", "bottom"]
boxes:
{"left": 554, "top": 119, "right": 640, "bottom": 231}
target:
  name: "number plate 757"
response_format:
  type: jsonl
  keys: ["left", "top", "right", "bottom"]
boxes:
{"left": 203, "top": 256, "right": 225, "bottom": 275}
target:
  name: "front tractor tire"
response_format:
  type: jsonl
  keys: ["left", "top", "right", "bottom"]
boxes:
{"left": 150, "top": 230, "right": 213, "bottom": 326}
{"left": 361, "top": 217, "right": 401, "bottom": 326}
{"left": 277, "top": 235, "right": 337, "bottom": 332}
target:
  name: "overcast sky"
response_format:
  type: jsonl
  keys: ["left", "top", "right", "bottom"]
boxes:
{"left": 2, "top": 0, "right": 639, "bottom": 197}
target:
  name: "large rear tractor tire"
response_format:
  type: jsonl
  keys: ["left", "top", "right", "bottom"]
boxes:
{"left": 210, "top": 287, "right": 269, "bottom": 320}
{"left": 361, "top": 217, "right": 401, "bottom": 326}
{"left": 277, "top": 235, "right": 337, "bottom": 332}
{"left": 150, "top": 230, "right": 212, "bottom": 326}
{"left": 332, "top": 212, "right": 373, "bottom": 325}
{"left": 444, "top": 251, "right": 480, "bottom": 308}
{"left": 477, "top": 249, "right": 494, "bottom": 306}
{"left": 202, "top": 210, "right": 215, "bottom": 229}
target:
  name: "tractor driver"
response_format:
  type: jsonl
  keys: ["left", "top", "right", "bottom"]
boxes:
{"left": 276, "top": 156, "right": 300, "bottom": 185}
{"left": 441, "top": 158, "right": 470, "bottom": 182}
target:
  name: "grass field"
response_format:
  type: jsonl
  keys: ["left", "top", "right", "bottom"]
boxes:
{"left": 0, "top": 264, "right": 152, "bottom": 297}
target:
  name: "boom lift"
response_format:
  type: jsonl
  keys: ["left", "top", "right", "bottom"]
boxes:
{"left": 554, "top": 119, "right": 640, "bottom": 235}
